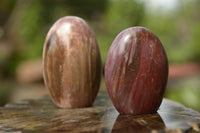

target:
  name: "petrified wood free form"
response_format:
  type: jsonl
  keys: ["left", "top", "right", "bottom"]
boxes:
{"left": 105, "top": 27, "right": 168, "bottom": 115}
{"left": 43, "top": 16, "right": 101, "bottom": 108}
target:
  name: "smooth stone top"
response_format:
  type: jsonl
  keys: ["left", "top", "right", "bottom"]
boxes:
{"left": 0, "top": 90, "right": 199, "bottom": 133}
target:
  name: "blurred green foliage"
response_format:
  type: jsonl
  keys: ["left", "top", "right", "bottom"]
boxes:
{"left": 15, "top": 0, "right": 144, "bottom": 65}
{"left": 98, "top": 0, "right": 144, "bottom": 63}
{"left": 18, "top": 0, "right": 108, "bottom": 60}
{"left": 1, "top": 0, "right": 199, "bottom": 68}
{"left": 0, "top": 0, "right": 16, "bottom": 25}
{"left": 20, "top": 1, "right": 46, "bottom": 59}
{"left": 165, "top": 76, "right": 200, "bottom": 111}
{"left": 0, "top": 81, "right": 11, "bottom": 106}
{"left": 141, "top": 1, "right": 200, "bottom": 63}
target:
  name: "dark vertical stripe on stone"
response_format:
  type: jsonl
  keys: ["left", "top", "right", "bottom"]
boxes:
{"left": 124, "top": 31, "right": 141, "bottom": 114}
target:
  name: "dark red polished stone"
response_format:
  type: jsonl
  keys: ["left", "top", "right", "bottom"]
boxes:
{"left": 105, "top": 27, "right": 168, "bottom": 115}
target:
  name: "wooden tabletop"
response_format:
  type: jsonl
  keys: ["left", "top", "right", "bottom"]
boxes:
{"left": 0, "top": 90, "right": 200, "bottom": 133}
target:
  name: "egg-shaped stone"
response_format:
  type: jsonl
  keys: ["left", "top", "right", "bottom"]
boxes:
{"left": 105, "top": 27, "right": 168, "bottom": 115}
{"left": 43, "top": 16, "right": 101, "bottom": 108}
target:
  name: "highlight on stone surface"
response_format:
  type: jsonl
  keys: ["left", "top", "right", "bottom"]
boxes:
{"left": 105, "top": 27, "right": 168, "bottom": 115}
{"left": 43, "top": 16, "right": 101, "bottom": 108}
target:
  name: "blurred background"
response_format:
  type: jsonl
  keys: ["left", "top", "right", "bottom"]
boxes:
{"left": 0, "top": 0, "right": 200, "bottom": 111}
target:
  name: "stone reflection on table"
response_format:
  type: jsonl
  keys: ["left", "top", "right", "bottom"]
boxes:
{"left": 0, "top": 90, "right": 199, "bottom": 132}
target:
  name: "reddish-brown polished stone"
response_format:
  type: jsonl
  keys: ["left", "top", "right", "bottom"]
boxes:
{"left": 105, "top": 27, "right": 168, "bottom": 115}
{"left": 43, "top": 16, "right": 101, "bottom": 108}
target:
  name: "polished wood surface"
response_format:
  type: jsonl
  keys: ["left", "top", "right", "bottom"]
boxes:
{"left": 0, "top": 90, "right": 199, "bottom": 132}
